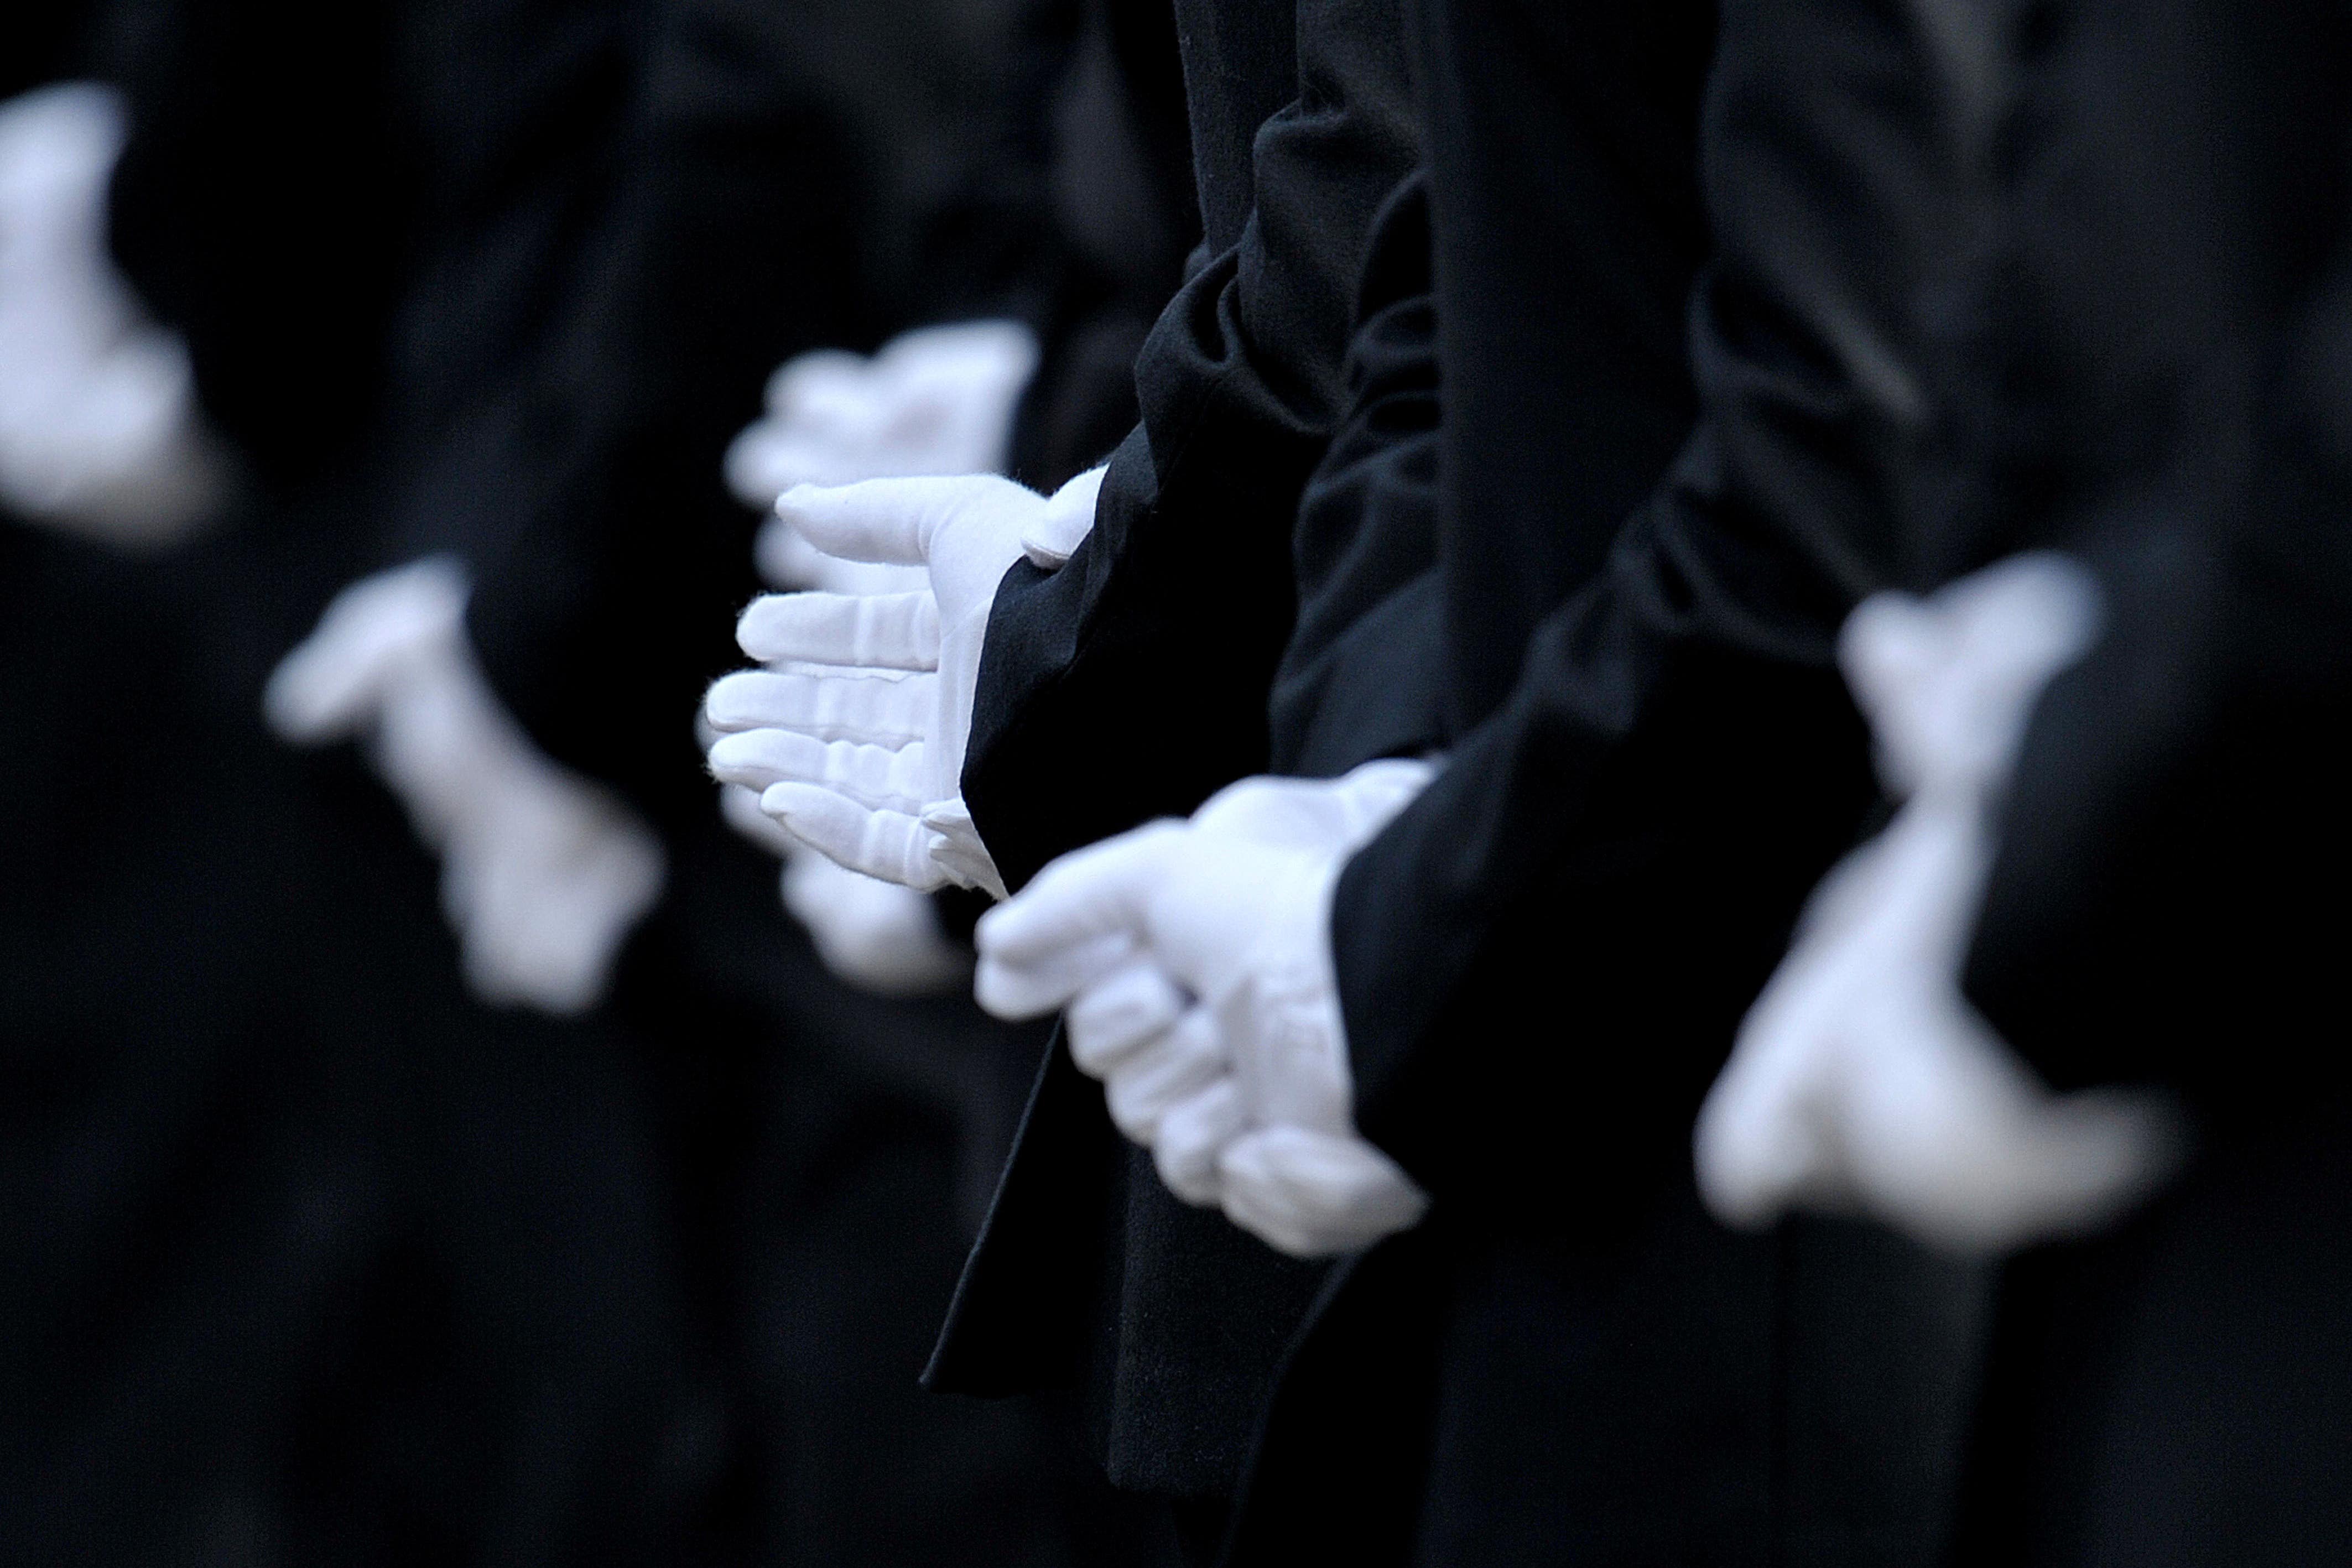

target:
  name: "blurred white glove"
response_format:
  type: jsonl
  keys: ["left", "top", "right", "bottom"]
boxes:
{"left": 0, "top": 82, "right": 222, "bottom": 544}
{"left": 703, "top": 465, "right": 1105, "bottom": 897}
{"left": 1694, "top": 553, "right": 2186, "bottom": 1254}
{"left": 715, "top": 775, "right": 972, "bottom": 997}
{"left": 267, "top": 558, "right": 665, "bottom": 1015}
{"left": 973, "top": 759, "right": 1438, "bottom": 1258}
{"left": 724, "top": 320, "right": 1039, "bottom": 507}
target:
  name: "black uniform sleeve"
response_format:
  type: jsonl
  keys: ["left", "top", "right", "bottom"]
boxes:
{"left": 424, "top": 0, "right": 878, "bottom": 822}
{"left": 961, "top": 0, "right": 1422, "bottom": 893}
{"left": 1328, "top": 0, "right": 1950, "bottom": 1211}
{"left": 1267, "top": 170, "right": 1446, "bottom": 778}
{"left": 1963, "top": 150, "right": 2352, "bottom": 1114}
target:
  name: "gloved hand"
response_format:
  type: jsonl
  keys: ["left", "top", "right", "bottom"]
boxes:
{"left": 267, "top": 558, "right": 665, "bottom": 1015}
{"left": 972, "top": 759, "right": 1438, "bottom": 1258}
{"left": 723, "top": 320, "right": 1039, "bottom": 507}
{"left": 0, "top": 82, "right": 222, "bottom": 544}
{"left": 1694, "top": 554, "right": 2186, "bottom": 1254}
{"left": 707, "top": 350, "right": 1000, "bottom": 999}
{"left": 703, "top": 464, "right": 1105, "bottom": 897}
{"left": 713, "top": 768, "right": 971, "bottom": 996}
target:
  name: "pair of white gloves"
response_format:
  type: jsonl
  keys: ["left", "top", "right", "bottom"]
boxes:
{"left": 267, "top": 558, "right": 667, "bottom": 1016}
{"left": 0, "top": 82, "right": 221, "bottom": 545}
{"left": 703, "top": 455, "right": 1432, "bottom": 1257}
{"left": 713, "top": 323, "right": 1045, "bottom": 996}
{"left": 1696, "top": 554, "right": 2186, "bottom": 1254}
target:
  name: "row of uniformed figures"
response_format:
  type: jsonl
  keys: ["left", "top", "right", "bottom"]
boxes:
{"left": 2, "top": 0, "right": 2345, "bottom": 1562}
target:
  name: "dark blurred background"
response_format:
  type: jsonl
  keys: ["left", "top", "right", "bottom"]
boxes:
{"left": 0, "top": 1, "right": 1196, "bottom": 1560}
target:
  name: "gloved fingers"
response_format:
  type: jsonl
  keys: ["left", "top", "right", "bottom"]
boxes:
{"left": 1104, "top": 1006, "right": 1226, "bottom": 1145}
{"left": 972, "top": 930, "right": 1137, "bottom": 1019}
{"left": 1836, "top": 1007, "right": 2187, "bottom": 1254}
{"left": 707, "top": 728, "right": 928, "bottom": 815}
{"left": 777, "top": 473, "right": 1029, "bottom": 566}
{"left": 263, "top": 556, "right": 469, "bottom": 741}
{"left": 736, "top": 590, "right": 939, "bottom": 670}
{"left": 1692, "top": 989, "right": 1846, "bottom": 1233}
{"left": 972, "top": 821, "right": 1189, "bottom": 968}
{"left": 703, "top": 666, "right": 932, "bottom": 746}
{"left": 1217, "top": 1126, "right": 1430, "bottom": 1259}
{"left": 754, "top": 516, "right": 933, "bottom": 595}
{"left": 759, "top": 782, "right": 948, "bottom": 891}
{"left": 1151, "top": 1076, "right": 1248, "bottom": 1207}
{"left": 1063, "top": 958, "right": 1189, "bottom": 1075}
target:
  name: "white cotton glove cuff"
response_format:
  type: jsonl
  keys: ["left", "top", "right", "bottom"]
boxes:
{"left": 1694, "top": 554, "right": 2184, "bottom": 1254}
{"left": 267, "top": 558, "right": 665, "bottom": 1015}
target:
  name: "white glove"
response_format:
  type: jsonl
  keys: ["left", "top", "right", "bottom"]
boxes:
{"left": 1694, "top": 554, "right": 2186, "bottom": 1254}
{"left": 714, "top": 774, "right": 972, "bottom": 997}
{"left": 267, "top": 558, "right": 665, "bottom": 1015}
{"left": 722, "top": 320, "right": 1039, "bottom": 507}
{"left": 0, "top": 82, "right": 222, "bottom": 544}
{"left": 973, "top": 759, "right": 1438, "bottom": 1258}
{"left": 703, "top": 465, "right": 1105, "bottom": 898}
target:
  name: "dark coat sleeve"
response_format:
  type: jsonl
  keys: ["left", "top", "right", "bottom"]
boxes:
{"left": 1329, "top": 0, "right": 1954, "bottom": 1213}
{"left": 416, "top": 0, "right": 880, "bottom": 825}
{"left": 1267, "top": 170, "right": 1447, "bottom": 778}
{"left": 961, "top": 0, "right": 1423, "bottom": 893}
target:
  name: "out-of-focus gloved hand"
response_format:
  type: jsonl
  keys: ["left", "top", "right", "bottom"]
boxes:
{"left": 972, "top": 759, "right": 1438, "bottom": 1257}
{"left": 723, "top": 320, "right": 1039, "bottom": 507}
{"left": 703, "top": 465, "right": 1105, "bottom": 898}
{"left": 267, "top": 558, "right": 665, "bottom": 1015}
{"left": 0, "top": 82, "right": 222, "bottom": 544}
{"left": 1695, "top": 554, "right": 2186, "bottom": 1254}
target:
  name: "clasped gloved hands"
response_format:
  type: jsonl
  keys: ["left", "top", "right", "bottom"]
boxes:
{"left": 703, "top": 464, "right": 1104, "bottom": 898}
{"left": 267, "top": 558, "right": 666, "bottom": 1016}
{"left": 1695, "top": 554, "right": 2185, "bottom": 1254}
{"left": 971, "top": 759, "right": 1438, "bottom": 1258}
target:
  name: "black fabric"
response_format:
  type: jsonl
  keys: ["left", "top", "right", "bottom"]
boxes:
{"left": 1951, "top": 1101, "right": 2352, "bottom": 1568}
{"left": 1010, "top": 0, "right": 1200, "bottom": 492}
{"left": 964, "top": 0, "right": 1423, "bottom": 893}
{"left": 1874, "top": 3, "right": 2352, "bottom": 1561}
{"left": 103, "top": 0, "right": 422, "bottom": 492}
{"left": 931, "top": 0, "right": 1424, "bottom": 1504}
{"left": 1938, "top": 0, "right": 2352, "bottom": 1112}
{"left": 1331, "top": 0, "right": 1937, "bottom": 1213}
{"left": 84, "top": 0, "right": 1182, "bottom": 1559}
{"left": 1268, "top": 170, "right": 1445, "bottom": 777}
{"left": 0, "top": 515, "right": 697, "bottom": 1564}
{"left": 433, "top": 0, "right": 875, "bottom": 825}
{"left": 1231, "top": 1, "right": 1994, "bottom": 1563}
{"left": 1, "top": 4, "right": 95, "bottom": 96}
